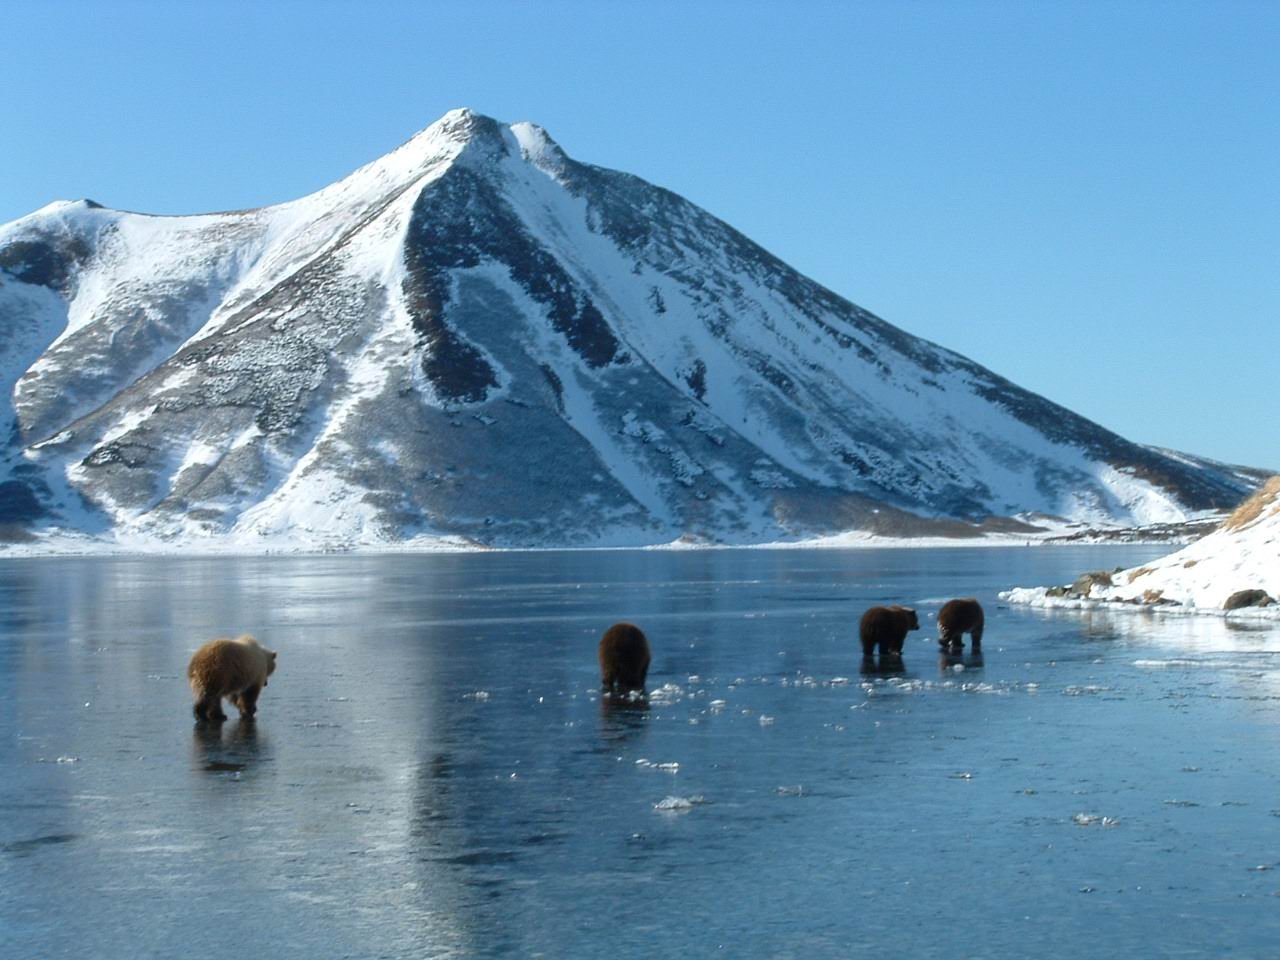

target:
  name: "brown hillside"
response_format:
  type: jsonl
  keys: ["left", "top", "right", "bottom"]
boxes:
{"left": 1223, "top": 475, "right": 1280, "bottom": 532}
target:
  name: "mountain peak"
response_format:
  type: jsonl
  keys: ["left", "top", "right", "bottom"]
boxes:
{"left": 368, "top": 108, "right": 515, "bottom": 181}
{"left": 403, "top": 111, "right": 571, "bottom": 176}
{"left": 431, "top": 107, "right": 506, "bottom": 146}
{"left": 22, "top": 198, "right": 107, "bottom": 222}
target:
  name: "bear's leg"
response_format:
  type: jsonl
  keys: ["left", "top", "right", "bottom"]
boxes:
{"left": 970, "top": 624, "right": 983, "bottom": 653}
{"left": 896, "top": 628, "right": 910, "bottom": 655}
{"left": 941, "top": 626, "right": 963, "bottom": 654}
{"left": 237, "top": 685, "right": 261, "bottom": 719}
{"left": 196, "top": 692, "right": 227, "bottom": 723}
{"left": 617, "top": 672, "right": 640, "bottom": 694}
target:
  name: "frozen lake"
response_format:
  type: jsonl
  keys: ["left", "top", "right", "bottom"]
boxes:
{"left": 3, "top": 546, "right": 1280, "bottom": 959}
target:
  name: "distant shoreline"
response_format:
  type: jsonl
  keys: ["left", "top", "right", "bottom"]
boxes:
{"left": 0, "top": 525, "right": 1215, "bottom": 560}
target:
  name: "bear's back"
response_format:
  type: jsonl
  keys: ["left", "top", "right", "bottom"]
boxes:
{"left": 938, "top": 598, "right": 983, "bottom": 630}
{"left": 188, "top": 635, "right": 274, "bottom": 688}
{"left": 860, "top": 605, "right": 915, "bottom": 637}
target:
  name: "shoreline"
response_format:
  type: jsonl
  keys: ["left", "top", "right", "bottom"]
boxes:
{"left": 999, "top": 586, "right": 1280, "bottom": 621}
{"left": 0, "top": 530, "right": 1198, "bottom": 561}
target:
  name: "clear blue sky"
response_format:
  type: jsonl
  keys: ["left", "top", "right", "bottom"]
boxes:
{"left": 3, "top": 0, "right": 1276, "bottom": 470}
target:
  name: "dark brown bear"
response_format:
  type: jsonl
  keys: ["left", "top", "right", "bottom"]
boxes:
{"left": 859, "top": 606, "right": 919, "bottom": 659}
{"left": 938, "top": 598, "right": 984, "bottom": 653}
{"left": 598, "top": 622, "right": 651, "bottom": 694}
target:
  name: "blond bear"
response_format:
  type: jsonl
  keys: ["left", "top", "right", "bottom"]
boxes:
{"left": 187, "top": 635, "right": 277, "bottom": 722}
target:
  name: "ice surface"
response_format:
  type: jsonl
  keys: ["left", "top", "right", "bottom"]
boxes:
{"left": 3, "top": 546, "right": 1280, "bottom": 958}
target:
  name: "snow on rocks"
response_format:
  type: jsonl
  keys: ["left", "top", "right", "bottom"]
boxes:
{"left": 1002, "top": 477, "right": 1280, "bottom": 618}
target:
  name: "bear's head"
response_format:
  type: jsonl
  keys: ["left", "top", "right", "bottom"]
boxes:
{"left": 890, "top": 606, "right": 920, "bottom": 630}
{"left": 235, "top": 635, "right": 278, "bottom": 685}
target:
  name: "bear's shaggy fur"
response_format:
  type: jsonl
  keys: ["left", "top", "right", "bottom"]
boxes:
{"left": 937, "top": 598, "right": 984, "bottom": 652}
{"left": 187, "top": 635, "right": 277, "bottom": 722}
{"left": 598, "top": 622, "right": 651, "bottom": 694}
{"left": 859, "top": 606, "right": 919, "bottom": 659}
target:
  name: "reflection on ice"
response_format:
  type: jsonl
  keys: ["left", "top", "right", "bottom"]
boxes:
{"left": 938, "top": 649, "right": 985, "bottom": 675}
{"left": 192, "top": 719, "right": 266, "bottom": 775}
{"left": 1021, "top": 603, "right": 1280, "bottom": 653}
{"left": 2, "top": 546, "right": 1280, "bottom": 958}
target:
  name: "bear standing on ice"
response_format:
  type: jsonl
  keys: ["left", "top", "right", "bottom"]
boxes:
{"left": 187, "top": 635, "right": 278, "bottom": 722}
{"left": 598, "top": 622, "right": 651, "bottom": 695}
{"left": 937, "top": 598, "right": 984, "bottom": 653}
{"left": 859, "top": 606, "right": 919, "bottom": 660}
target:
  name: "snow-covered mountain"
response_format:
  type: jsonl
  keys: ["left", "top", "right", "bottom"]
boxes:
{"left": 0, "top": 109, "right": 1266, "bottom": 550}
{"left": 1003, "top": 475, "right": 1280, "bottom": 615}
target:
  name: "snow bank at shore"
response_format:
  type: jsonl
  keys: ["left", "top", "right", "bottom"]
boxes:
{"left": 1002, "top": 477, "right": 1280, "bottom": 619}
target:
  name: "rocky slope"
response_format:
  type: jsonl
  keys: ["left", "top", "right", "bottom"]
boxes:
{"left": 0, "top": 109, "right": 1266, "bottom": 550}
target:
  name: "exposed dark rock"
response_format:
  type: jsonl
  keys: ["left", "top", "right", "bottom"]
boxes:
{"left": 681, "top": 359, "right": 707, "bottom": 401}
{"left": 0, "top": 480, "right": 44, "bottom": 523}
{"left": 83, "top": 442, "right": 155, "bottom": 470}
{"left": 1223, "top": 589, "right": 1274, "bottom": 611}
{"left": 0, "top": 236, "right": 91, "bottom": 292}
{"left": 0, "top": 523, "right": 36, "bottom": 543}
{"left": 402, "top": 164, "right": 620, "bottom": 405}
